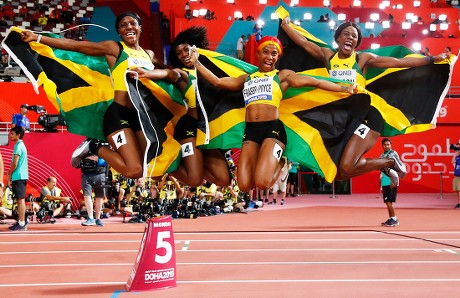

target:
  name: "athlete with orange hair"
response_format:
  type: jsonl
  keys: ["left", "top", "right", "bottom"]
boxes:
{"left": 190, "top": 36, "right": 357, "bottom": 192}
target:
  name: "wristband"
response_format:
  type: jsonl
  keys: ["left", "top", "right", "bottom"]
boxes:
{"left": 36, "top": 34, "right": 42, "bottom": 43}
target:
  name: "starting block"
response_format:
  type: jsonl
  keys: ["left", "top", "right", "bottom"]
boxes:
{"left": 126, "top": 215, "right": 177, "bottom": 292}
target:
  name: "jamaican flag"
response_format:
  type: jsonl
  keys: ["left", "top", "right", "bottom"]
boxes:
{"left": 3, "top": 26, "right": 186, "bottom": 177}
{"left": 2, "top": 27, "right": 112, "bottom": 140}
{"left": 195, "top": 49, "right": 256, "bottom": 150}
{"left": 196, "top": 48, "right": 370, "bottom": 182}
{"left": 125, "top": 75, "right": 185, "bottom": 177}
{"left": 275, "top": 6, "right": 455, "bottom": 137}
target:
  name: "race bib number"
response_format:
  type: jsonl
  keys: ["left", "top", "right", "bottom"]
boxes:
{"left": 112, "top": 131, "right": 127, "bottom": 149}
{"left": 181, "top": 142, "right": 194, "bottom": 158}
{"left": 354, "top": 124, "right": 370, "bottom": 139}
{"left": 243, "top": 76, "right": 273, "bottom": 105}
{"left": 272, "top": 143, "right": 283, "bottom": 161}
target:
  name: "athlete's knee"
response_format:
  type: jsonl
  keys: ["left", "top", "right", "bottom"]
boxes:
{"left": 123, "top": 165, "right": 143, "bottom": 179}
{"left": 187, "top": 175, "right": 203, "bottom": 187}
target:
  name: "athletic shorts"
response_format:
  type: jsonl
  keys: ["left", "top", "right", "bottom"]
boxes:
{"left": 382, "top": 185, "right": 397, "bottom": 203}
{"left": 243, "top": 119, "right": 287, "bottom": 146}
{"left": 365, "top": 106, "right": 384, "bottom": 133}
{"left": 81, "top": 172, "right": 107, "bottom": 198}
{"left": 11, "top": 180, "right": 27, "bottom": 200}
{"left": 287, "top": 172, "right": 298, "bottom": 185}
{"left": 453, "top": 176, "right": 460, "bottom": 191}
{"left": 272, "top": 177, "right": 288, "bottom": 193}
{"left": 174, "top": 114, "right": 197, "bottom": 141}
{"left": 103, "top": 101, "right": 142, "bottom": 137}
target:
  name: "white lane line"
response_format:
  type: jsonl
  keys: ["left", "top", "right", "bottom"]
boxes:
{"left": 1, "top": 260, "right": 460, "bottom": 268}
{"left": 182, "top": 240, "right": 190, "bottom": 250}
{"left": 0, "top": 248, "right": 458, "bottom": 255}
{"left": 0, "top": 240, "right": 182, "bottom": 244}
{"left": 1, "top": 231, "right": 460, "bottom": 237}
{"left": 2, "top": 279, "right": 460, "bottom": 288}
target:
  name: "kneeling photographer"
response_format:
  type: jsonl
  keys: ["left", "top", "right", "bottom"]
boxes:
{"left": 122, "top": 178, "right": 161, "bottom": 223}
{"left": 38, "top": 177, "right": 73, "bottom": 221}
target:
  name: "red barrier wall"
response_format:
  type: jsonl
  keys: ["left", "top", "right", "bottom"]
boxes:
{"left": 351, "top": 125, "right": 458, "bottom": 194}
{"left": 1, "top": 132, "right": 84, "bottom": 208}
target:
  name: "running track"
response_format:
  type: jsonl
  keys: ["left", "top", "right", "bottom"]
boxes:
{"left": 1, "top": 194, "right": 460, "bottom": 297}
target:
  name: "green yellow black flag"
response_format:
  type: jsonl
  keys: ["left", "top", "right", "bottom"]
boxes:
{"left": 275, "top": 6, "right": 455, "bottom": 137}
{"left": 2, "top": 26, "right": 112, "bottom": 140}
{"left": 196, "top": 48, "right": 370, "bottom": 182}
{"left": 3, "top": 26, "right": 185, "bottom": 177}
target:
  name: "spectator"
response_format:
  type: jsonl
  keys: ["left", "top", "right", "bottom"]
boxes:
{"left": 74, "top": 154, "right": 109, "bottom": 227}
{"left": 252, "top": 23, "right": 262, "bottom": 42}
{"left": 125, "top": 177, "right": 151, "bottom": 222}
{"left": 0, "top": 184, "right": 14, "bottom": 221}
{"left": 185, "top": 1, "right": 190, "bottom": 11}
{"left": 184, "top": 9, "right": 192, "bottom": 21}
{"left": 318, "top": 15, "right": 327, "bottom": 22}
{"left": 17, "top": 5, "right": 27, "bottom": 19}
{"left": 380, "top": 138, "right": 400, "bottom": 227}
{"left": 197, "top": 179, "right": 222, "bottom": 205}
{"left": 38, "top": 13, "right": 48, "bottom": 27}
{"left": 158, "top": 173, "right": 183, "bottom": 201}
{"left": 0, "top": 17, "right": 7, "bottom": 27}
{"left": 388, "top": 13, "right": 394, "bottom": 23}
{"left": 236, "top": 34, "right": 246, "bottom": 60}
{"left": 452, "top": 147, "right": 460, "bottom": 208}
{"left": 11, "top": 104, "right": 31, "bottom": 132}
{"left": 79, "top": 13, "right": 90, "bottom": 25}
{"left": 287, "top": 159, "right": 299, "bottom": 197}
{"left": 48, "top": 8, "right": 61, "bottom": 26}
{"left": 161, "top": 15, "right": 170, "bottom": 44}
{"left": 7, "top": 126, "right": 28, "bottom": 231}
{"left": 270, "top": 156, "right": 291, "bottom": 205}
{"left": 39, "top": 177, "right": 73, "bottom": 218}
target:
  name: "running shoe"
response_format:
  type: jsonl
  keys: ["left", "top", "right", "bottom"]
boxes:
{"left": 70, "top": 138, "right": 92, "bottom": 168}
{"left": 95, "top": 219, "right": 104, "bottom": 227}
{"left": 381, "top": 218, "right": 399, "bottom": 227}
{"left": 381, "top": 168, "right": 399, "bottom": 186}
{"left": 81, "top": 218, "right": 96, "bottom": 226}
{"left": 8, "top": 222, "right": 27, "bottom": 231}
{"left": 387, "top": 151, "right": 406, "bottom": 178}
{"left": 455, "top": 203, "right": 460, "bottom": 209}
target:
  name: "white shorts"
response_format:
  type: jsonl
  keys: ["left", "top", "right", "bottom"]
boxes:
{"left": 272, "top": 178, "right": 287, "bottom": 193}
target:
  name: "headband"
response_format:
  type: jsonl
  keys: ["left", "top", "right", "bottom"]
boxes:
{"left": 257, "top": 36, "right": 283, "bottom": 55}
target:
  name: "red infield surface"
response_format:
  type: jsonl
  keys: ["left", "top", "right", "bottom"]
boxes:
{"left": 1, "top": 193, "right": 460, "bottom": 298}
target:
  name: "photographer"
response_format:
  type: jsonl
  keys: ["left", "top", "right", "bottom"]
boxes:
{"left": 39, "top": 177, "right": 73, "bottom": 218}
{"left": 123, "top": 177, "right": 153, "bottom": 222}
{"left": 11, "top": 104, "right": 30, "bottom": 132}
{"left": 73, "top": 153, "right": 108, "bottom": 227}
{"left": 451, "top": 144, "right": 460, "bottom": 208}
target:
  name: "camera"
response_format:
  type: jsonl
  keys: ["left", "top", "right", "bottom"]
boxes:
{"left": 26, "top": 105, "right": 45, "bottom": 113}
{"left": 36, "top": 200, "right": 60, "bottom": 223}
{"left": 450, "top": 144, "right": 460, "bottom": 151}
{"left": 38, "top": 113, "right": 66, "bottom": 132}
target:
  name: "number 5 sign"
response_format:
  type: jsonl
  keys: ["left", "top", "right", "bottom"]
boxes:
{"left": 126, "top": 216, "right": 177, "bottom": 292}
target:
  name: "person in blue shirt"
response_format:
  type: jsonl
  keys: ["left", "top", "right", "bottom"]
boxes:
{"left": 380, "top": 138, "right": 400, "bottom": 227}
{"left": 7, "top": 126, "right": 29, "bottom": 231}
{"left": 11, "top": 104, "right": 31, "bottom": 132}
